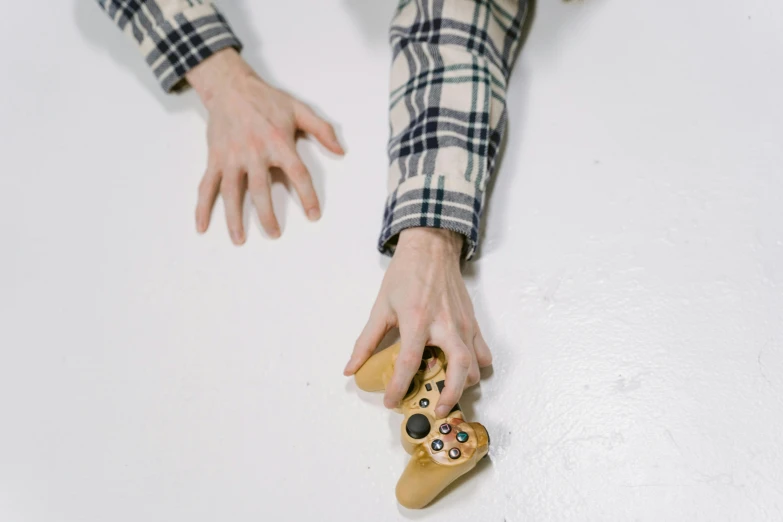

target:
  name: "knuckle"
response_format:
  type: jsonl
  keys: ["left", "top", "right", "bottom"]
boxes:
{"left": 296, "top": 102, "right": 313, "bottom": 117}
{"left": 220, "top": 181, "right": 241, "bottom": 197}
{"left": 266, "top": 127, "right": 288, "bottom": 144}
{"left": 288, "top": 166, "right": 309, "bottom": 185}
{"left": 370, "top": 309, "right": 393, "bottom": 331}
{"left": 457, "top": 319, "right": 472, "bottom": 338}
{"left": 207, "top": 149, "right": 224, "bottom": 167}
{"left": 225, "top": 142, "right": 244, "bottom": 159}
{"left": 398, "top": 352, "right": 421, "bottom": 370}
{"left": 467, "top": 368, "right": 480, "bottom": 386}
{"left": 249, "top": 133, "right": 267, "bottom": 150}
{"left": 404, "top": 308, "right": 428, "bottom": 331}
{"left": 247, "top": 174, "right": 263, "bottom": 191}
{"left": 248, "top": 168, "right": 268, "bottom": 187}
{"left": 219, "top": 175, "right": 235, "bottom": 189}
{"left": 198, "top": 176, "right": 215, "bottom": 196}
{"left": 441, "top": 391, "right": 457, "bottom": 404}
{"left": 448, "top": 313, "right": 472, "bottom": 336}
{"left": 222, "top": 162, "right": 242, "bottom": 178}
{"left": 452, "top": 352, "right": 472, "bottom": 370}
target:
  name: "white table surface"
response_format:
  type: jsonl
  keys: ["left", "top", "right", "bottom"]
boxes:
{"left": 1, "top": 1, "right": 782, "bottom": 520}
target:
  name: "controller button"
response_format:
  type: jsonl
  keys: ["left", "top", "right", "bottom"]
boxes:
{"left": 405, "top": 414, "right": 431, "bottom": 440}
{"left": 456, "top": 431, "right": 469, "bottom": 443}
{"left": 425, "top": 383, "right": 432, "bottom": 392}
{"left": 431, "top": 439, "right": 444, "bottom": 452}
{"left": 439, "top": 423, "right": 452, "bottom": 435}
{"left": 419, "top": 398, "right": 430, "bottom": 408}
{"left": 449, "top": 448, "right": 461, "bottom": 459}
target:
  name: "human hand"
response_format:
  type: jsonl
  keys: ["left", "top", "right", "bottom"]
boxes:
{"left": 185, "top": 48, "right": 344, "bottom": 244}
{"left": 344, "top": 228, "right": 492, "bottom": 417}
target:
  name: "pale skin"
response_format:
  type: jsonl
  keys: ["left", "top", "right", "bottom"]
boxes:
{"left": 344, "top": 228, "right": 493, "bottom": 418}
{"left": 186, "top": 48, "right": 490, "bottom": 415}
{"left": 186, "top": 48, "right": 344, "bottom": 242}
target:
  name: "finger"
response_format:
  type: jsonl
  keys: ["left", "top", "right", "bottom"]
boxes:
{"left": 434, "top": 337, "right": 472, "bottom": 418}
{"left": 344, "top": 306, "right": 394, "bottom": 376}
{"left": 474, "top": 323, "right": 493, "bottom": 368}
{"left": 220, "top": 169, "right": 246, "bottom": 245}
{"left": 383, "top": 325, "right": 428, "bottom": 409}
{"left": 465, "top": 346, "right": 480, "bottom": 389}
{"left": 280, "top": 153, "right": 320, "bottom": 221}
{"left": 247, "top": 162, "right": 280, "bottom": 238}
{"left": 294, "top": 102, "right": 344, "bottom": 155}
{"left": 195, "top": 168, "right": 220, "bottom": 233}
{"left": 459, "top": 324, "right": 480, "bottom": 389}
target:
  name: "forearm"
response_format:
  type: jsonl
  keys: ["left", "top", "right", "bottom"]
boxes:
{"left": 380, "top": 0, "right": 528, "bottom": 260}
{"left": 95, "top": 0, "right": 242, "bottom": 92}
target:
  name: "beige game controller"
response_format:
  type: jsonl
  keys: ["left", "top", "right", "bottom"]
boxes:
{"left": 355, "top": 343, "right": 490, "bottom": 509}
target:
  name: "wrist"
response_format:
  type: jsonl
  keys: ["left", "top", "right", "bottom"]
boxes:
{"left": 185, "top": 48, "right": 254, "bottom": 110}
{"left": 396, "top": 228, "right": 464, "bottom": 262}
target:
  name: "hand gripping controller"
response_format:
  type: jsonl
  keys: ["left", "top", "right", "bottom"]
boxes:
{"left": 355, "top": 343, "right": 490, "bottom": 509}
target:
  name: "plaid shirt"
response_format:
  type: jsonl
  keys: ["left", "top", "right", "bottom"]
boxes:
{"left": 97, "top": 0, "right": 528, "bottom": 259}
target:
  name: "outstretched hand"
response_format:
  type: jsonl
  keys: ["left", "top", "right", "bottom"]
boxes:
{"left": 185, "top": 48, "right": 344, "bottom": 244}
{"left": 344, "top": 228, "right": 491, "bottom": 417}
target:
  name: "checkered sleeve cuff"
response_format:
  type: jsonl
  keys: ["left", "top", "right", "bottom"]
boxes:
{"left": 380, "top": 0, "right": 527, "bottom": 260}
{"left": 97, "top": 1, "right": 242, "bottom": 92}
{"left": 379, "top": 175, "right": 484, "bottom": 260}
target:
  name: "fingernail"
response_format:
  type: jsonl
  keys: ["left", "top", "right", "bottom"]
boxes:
{"left": 269, "top": 228, "right": 281, "bottom": 239}
{"left": 231, "top": 230, "right": 244, "bottom": 244}
{"left": 343, "top": 359, "right": 353, "bottom": 375}
{"left": 307, "top": 208, "right": 320, "bottom": 221}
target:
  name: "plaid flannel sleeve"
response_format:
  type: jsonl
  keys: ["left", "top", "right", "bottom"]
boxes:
{"left": 380, "top": 0, "right": 528, "bottom": 260}
{"left": 95, "top": 0, "right": 242, "bottom": 92}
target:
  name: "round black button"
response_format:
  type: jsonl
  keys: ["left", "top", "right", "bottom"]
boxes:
{"left": 419, "top": 398, "right": 430, "bottom": 408}
{"left": 439, "top": 423, "right": 452, "bottom": 435}
{"left": 431, "top": 439, "right": 444, "bottom": 452}
{"left": 449, "top": 448, "right": 461, "bottom": 459}
{"left": 405, "top": 414, "right": 431, "bottom": 439}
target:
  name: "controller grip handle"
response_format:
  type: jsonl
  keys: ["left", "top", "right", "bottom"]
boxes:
{"left": 395, "top": 448, "right": 472, "bottom": 509}
{"left": 354, "top": 343, "right": 401, "bottom": 392}
{"left": 396, "top": 422, "right": 490, "bottom": 509}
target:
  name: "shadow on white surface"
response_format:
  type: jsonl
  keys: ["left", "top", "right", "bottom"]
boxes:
{"left": 73, "top": 0, "right": 189, "bottom": 113}
{"left": 342, "top": 0, "right": 395, "bottom": 47}
{"left": 73, "top": 0, "right": 279, "bottom": 110}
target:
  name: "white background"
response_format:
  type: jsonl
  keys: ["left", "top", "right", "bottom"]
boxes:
{"left": 1, "top": 1, "right": 782, "bottom": 521}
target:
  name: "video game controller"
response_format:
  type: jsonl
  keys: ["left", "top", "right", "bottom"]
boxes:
{"left": 355, "top": 343, "right": 490, "bottom": 509}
